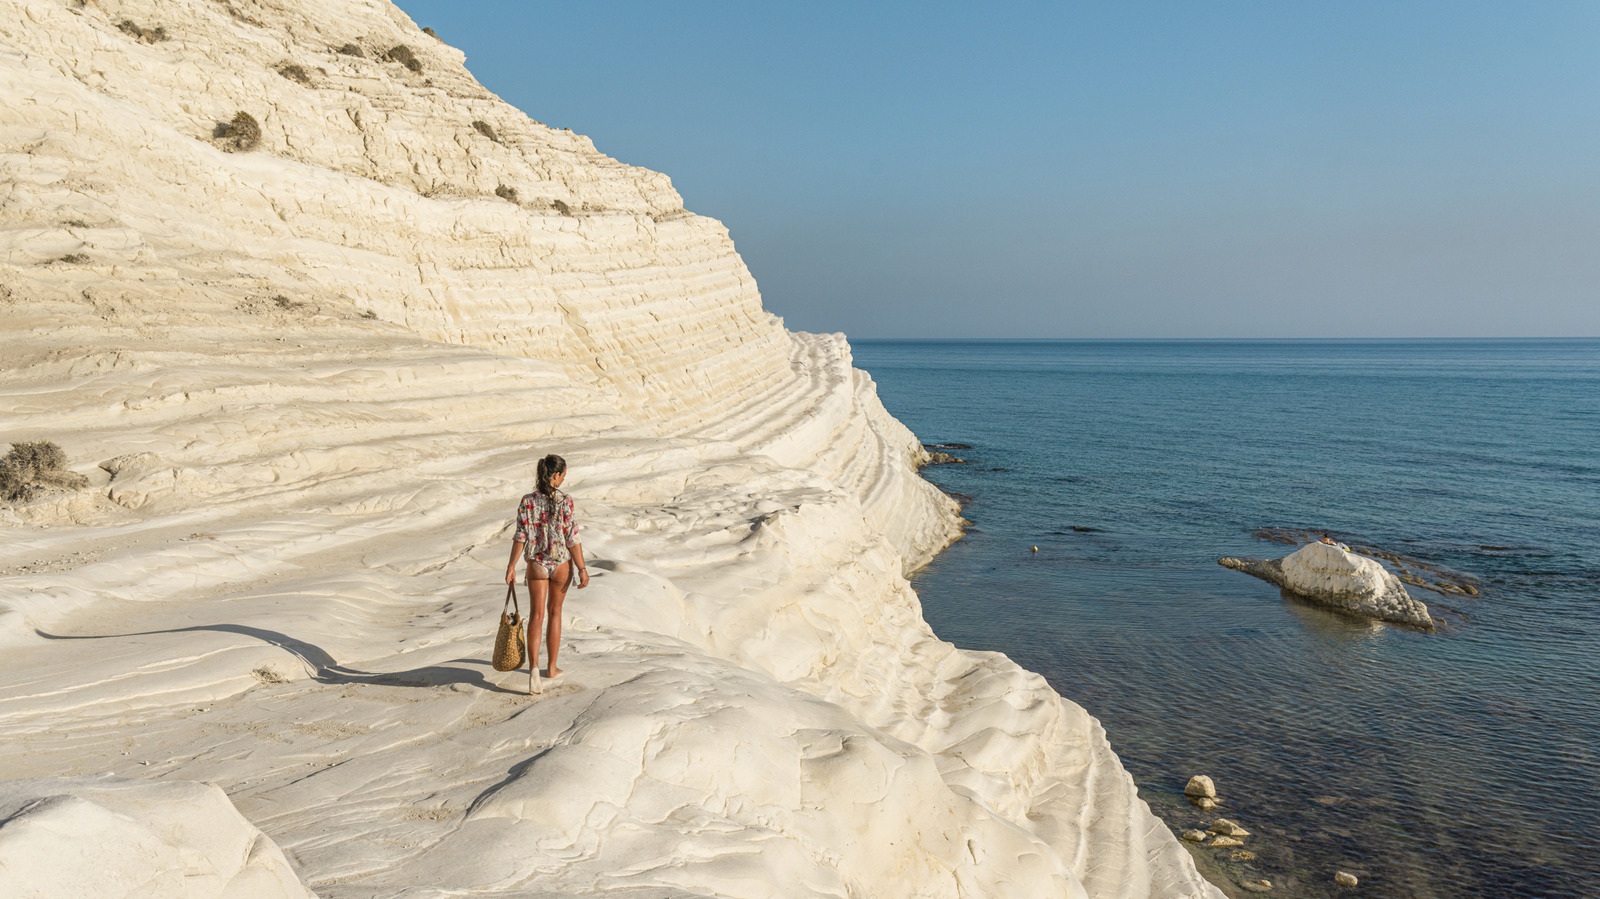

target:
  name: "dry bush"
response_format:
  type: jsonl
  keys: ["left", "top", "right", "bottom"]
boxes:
{"left": 278, "top": 63, "right": 310, "bottom": 85}
{"left": 472, "top": 120, "right": 501, "bottom": 143}
{"left": 1, "top": 441, "right": 88, "bottom": 502}
{"left": 495, "top": 184, "right": 518, "bottom": 203}
{"left": 422, "top": 27, "right": 440, "bottom": 40}
{"left": 52, "top": 253, "right": 89, "bottom": 264}
{"left": 386, "top": 45, "right": 423, "bottom": 74}
{"left": 117, "top": 20, "right": 169, "bottom": 43}
{"left": 217, "top": 111, "right": 261, "bottom": 151}
{"left": 337, "top": 42, "right": 364, "bottom": 57}
{"left": 551, "top": 199, "right": 573, "bottom": 216}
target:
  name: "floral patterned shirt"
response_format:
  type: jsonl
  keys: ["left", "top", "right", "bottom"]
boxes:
{"left": 514, "top": 490, "right": 580, "bottom": 565}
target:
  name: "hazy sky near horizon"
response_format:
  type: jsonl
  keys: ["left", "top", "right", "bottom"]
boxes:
{"left": 397, "top": 1, "right": 1598, "bottom": 338}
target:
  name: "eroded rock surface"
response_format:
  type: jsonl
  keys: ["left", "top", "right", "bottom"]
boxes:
{"left": 1220, "top": 542, "right": 1435, "bottom": 630}
{"left": 0, "top": 776, "right": 312, "bottom": 899}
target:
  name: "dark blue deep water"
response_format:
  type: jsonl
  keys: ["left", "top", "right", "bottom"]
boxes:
{"left": 853, "top": 339, "right": 1600, "bottom": 899}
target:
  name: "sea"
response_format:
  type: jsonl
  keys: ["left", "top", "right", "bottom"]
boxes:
{"left": 852, "top": 339, "right": 1600, "bottom": 899}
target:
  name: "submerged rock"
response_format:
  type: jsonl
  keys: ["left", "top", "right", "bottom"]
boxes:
{"left": 1335, "top": 871, "right": 1360, "bottom": 887}
{"left": 1219, "top": 542, "right": 1434, "bottom": 630}
{"left": 1240, "top": 879, "right": 1273, "bottom": 893}
{"left": 1208, "top": 836, "right": 1244, "bottom": 848}
{"left": 1182, "top": 829, "right": 1208, "bottom": 842}
{"left": 1185, "top": 774, "right": 1217, "bottom": 798}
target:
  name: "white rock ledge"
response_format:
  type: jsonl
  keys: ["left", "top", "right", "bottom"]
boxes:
{"left": 0, "top": 0, "right": 1223, "bottom": 896}
{"left": 0, "top": 776, "right": 313, "bottom": 899}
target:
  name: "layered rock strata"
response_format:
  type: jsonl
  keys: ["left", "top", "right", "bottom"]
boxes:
{"left": 1220, "top": 542, "right": 1435, "bottom": 630}
{"left": 0, "top": 0, "right": 1222, "bottom": 896}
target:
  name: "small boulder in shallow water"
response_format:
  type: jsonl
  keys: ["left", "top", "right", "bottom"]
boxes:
{"left": 1193, "top": 796, "right": 1217, "bottom": 811}
{"left": 1220, "top": 541, "right": 1435, "bottom": 630}
{"left": 1335, "top": 871, "right": 1360, "bottom": 887}
{"left": 1209, "top": 818, "right": 1250, "bottom": 837}
{"left": 1181, "top": 829, "right": 1207, "bottom": 842}
{"left": 1208, "top": 836, "right": 1244, "bottom": 848}
{"left": 1240, "top": 880, "right": 1273, "bottom": 893}
{"left": 1185, "top": 774, "right": 1217, "bottom": 798}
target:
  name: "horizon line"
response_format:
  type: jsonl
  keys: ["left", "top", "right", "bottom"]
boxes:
{"left": 846, "top": 335, "right": 1600, "bottom": 342}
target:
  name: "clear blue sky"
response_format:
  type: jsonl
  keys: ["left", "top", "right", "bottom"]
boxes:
{"left": 396, "top": 1, "right": 1599, "bottom": 338}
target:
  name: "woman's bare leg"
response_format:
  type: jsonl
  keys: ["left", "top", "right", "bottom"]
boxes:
{"left": 546, "top": 562, "right": 570, "bottom": 677}
{"left": 526, "top": 567, "right": 549, "bottom": 694}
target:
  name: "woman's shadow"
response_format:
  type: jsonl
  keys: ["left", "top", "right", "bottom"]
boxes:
{"left": 34, "top": 623, "right": 527, "bottom": 694}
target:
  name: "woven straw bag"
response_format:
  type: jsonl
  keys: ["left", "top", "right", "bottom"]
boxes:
{"left": 492, "top": 584, "right": 526, "bottom": 672}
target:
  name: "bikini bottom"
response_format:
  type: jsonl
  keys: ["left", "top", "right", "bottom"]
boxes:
{"left": 526, "top": 556, "right": 567, "bottom": 579}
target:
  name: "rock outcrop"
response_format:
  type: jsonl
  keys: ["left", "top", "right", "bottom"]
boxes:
{"left": 1220, "top": 542, "right": 1434, "bottom": 630}
{"left": 0, "top": 1, "right": 1223, "bottom": 897}
{"left": 0, "top": 776, "right": 312, "bottom": 898}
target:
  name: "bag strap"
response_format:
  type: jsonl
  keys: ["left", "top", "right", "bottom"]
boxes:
{"left": 504, "top": 583, "right": 520, "bottom": 618}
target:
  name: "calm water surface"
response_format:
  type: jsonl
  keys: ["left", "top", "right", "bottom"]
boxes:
{"left": 853, "top": 339, "right": 1600, "bottom": 899}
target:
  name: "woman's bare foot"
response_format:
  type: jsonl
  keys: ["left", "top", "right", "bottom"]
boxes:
{"left": 546, "top": 666, "right": 563, "bottom": 678}
{"left": 528, "top": 666, "right": 542, "bottom": 695}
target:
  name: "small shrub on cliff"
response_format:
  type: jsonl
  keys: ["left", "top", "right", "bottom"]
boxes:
{"left": 551, "top": 199, "right": 573, "bottom": 216}
{"left": 117, "top": 20, "right": 169, "bottom": 43}
{"left": 386, "top": 44, "right": 423, "bottom": 74}
{"left": 1, "top": 441, "right": 89, "bottom": 502}
{"left": 495, "top": 184, "right": 519, "bottom": 203}
{"left": 278, "top": 63, "right": 310, "bottom": 85}
{"left": 52, "top": 253, "right": 90, "bottom": 265}
{"left": 217, "top": 111, "right": 261, "bottom": 152}
{"left": 337, "top": 42, "right": 365, "bottom": 57}
{"left": 472, "top": 120, "right": 501, "bottom": 143}
{"left": 422, "top": 27, "right": 440, "bottom": 40}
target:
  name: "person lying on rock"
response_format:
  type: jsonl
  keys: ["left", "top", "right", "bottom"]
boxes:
{"left": 505, "top": 453, "right": 588, "bottom": 693}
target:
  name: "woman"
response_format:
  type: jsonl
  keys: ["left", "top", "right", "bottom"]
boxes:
{"left": 505, "top": 454, "right": 588, "bottom": 693}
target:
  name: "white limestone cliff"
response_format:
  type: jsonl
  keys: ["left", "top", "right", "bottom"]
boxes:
{"left": 0, "top": 0, "right": 1223, "bottom": 896}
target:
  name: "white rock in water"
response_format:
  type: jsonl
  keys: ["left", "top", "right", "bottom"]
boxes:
{"left": 1336, "top": 871, "right": 1360, "bottom": 887}
{"left": 1221, "top": 542, "right": 1434, "bottom": 629}
{"left": 1209, "top": 818, "right": 1251, "bottom": 837}
{"left": 1208, "top": 836, "right": 1245, "bottom": 848}
{"left": 0, "top": 776, "right": 312, "bottom": 898}
{"left": 1185, "top": 774, "right": 1217, "bottom": 798}
{"left": 1182, "top": 829, "right": 1208, "bottom": 842}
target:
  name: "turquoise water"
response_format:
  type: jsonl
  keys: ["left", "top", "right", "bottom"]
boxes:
{"left": 853, "top": 339, "right": 1600, "bottom": 899}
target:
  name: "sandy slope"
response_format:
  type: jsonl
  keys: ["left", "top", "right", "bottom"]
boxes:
{"left": 0, "top": 0, "right": 1223, "bottom": 896}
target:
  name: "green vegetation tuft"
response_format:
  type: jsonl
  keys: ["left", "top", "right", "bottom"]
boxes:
{"left": 117, "top": 20, "right": 169, "bottom": 43}
{"left": 1, "top": 441, "right": 89, "bottom": 502}
{"left": 386, "top": 45, "right": 423, "bottom": 74}
{"left": 218, "top": 111, "right": 261, "bottom": 152}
